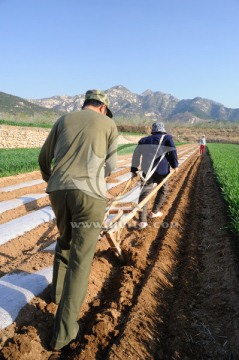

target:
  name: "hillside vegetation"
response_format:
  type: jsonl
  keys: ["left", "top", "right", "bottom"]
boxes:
{"left": 0, "top": 92, "right": 61, "bottom": 124}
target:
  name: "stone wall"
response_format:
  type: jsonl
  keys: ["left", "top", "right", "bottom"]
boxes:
{"left": 0, "top": 125, "right": 136, "bottom": 148}
{"left": 1, "top": 124, "right": 238, "bottom": 148}
{"left": 0, "top": 125, "right": 50, "bottom": 148}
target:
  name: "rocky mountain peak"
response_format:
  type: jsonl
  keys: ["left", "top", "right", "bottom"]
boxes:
{"left": 27, "top": 86, "right": 239, "bottom": 122}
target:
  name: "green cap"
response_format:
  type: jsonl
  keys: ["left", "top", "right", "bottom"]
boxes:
{"left": 85, "top": 89, "right": 113, "bottom": 118}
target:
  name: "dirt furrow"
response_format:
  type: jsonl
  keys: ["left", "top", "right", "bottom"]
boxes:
{"left": 96, "top": 151, "right": 239, "bottom": 360}
{"left": 0, "top": 196, "right": 50, "bottom": 224}
{"left": 161, "top": 153, "right": 239, "bottom": 359}
{"left": 0, "top": 221, "right": 57, "bottom": 276}
{"left": 60, "top": 151, "right": 199, "bottom": 359}
{"left": 0, "top": 147, "right": 195, "bottom": 277}
{"left": 0, "top": 183, "right": 46, "bottom": 202}
{"left": 0, "top": 151, "right": 198, "bottom": 359}
{"left": 1, "top": 147, "right": 238, "bottom": 360}
{"left": 0, "top": 171, "right": 42, "bottom": 188}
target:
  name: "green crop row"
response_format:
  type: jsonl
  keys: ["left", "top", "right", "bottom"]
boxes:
{"left": 0, "top": 142, "right": 185, "bottom": 178}
{"left": 207, "top": 143, "right": 239, "bottom": 235}
{"left": 0, "top": 148, "right": 41, "bottom": 177}
{"left": 0, "top": 145, "right": 136, "bottom": 175}
{"left": 0, "top": 119, "right": 53, "bottom": 128}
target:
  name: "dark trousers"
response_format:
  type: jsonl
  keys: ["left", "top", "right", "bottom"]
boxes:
{"left": 49, "top": 189, "right": 105, "bottom": 350}
{"left": 139, "top": 174, "right": 168, "bottom": 222}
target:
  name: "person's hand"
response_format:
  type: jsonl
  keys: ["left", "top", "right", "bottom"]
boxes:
{"left": 131, "top": 172, "right": 138, "bottom": 178}
{"left": 174, "top": 167, "right": 179, "bottom": 173}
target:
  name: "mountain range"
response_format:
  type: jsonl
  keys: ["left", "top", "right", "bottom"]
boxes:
{"left": 29, "top": 85, "right": 239, "bottom": 123}
{"left": 1, "top": 86, "right": 239, "bottom": 123}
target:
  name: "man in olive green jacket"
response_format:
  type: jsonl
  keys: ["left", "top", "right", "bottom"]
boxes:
{"left": 39, "top": 90, "right": 118, "bottom": 350}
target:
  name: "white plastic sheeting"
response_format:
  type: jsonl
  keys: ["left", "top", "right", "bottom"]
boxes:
{"left": 115, "top": 172, "right": 132, "bottom": 182}
{"left": 0, "top": 206, "right": 55, "bottom": 245}
{"left": 117, "top": 186, "right": 141, "bottom": 203}
{"left": 0, "top": 179, "right": 44, "bottom": 192}
{"left": 0, "top": 267, "right": 53, "bottom": 329}
{"left": 0, "top": 194, "right": 48, "bottom": 214}
{"left": 42, "top": 242, "right": 56, "bottom": 252}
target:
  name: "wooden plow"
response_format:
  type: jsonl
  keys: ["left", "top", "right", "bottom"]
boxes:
{"left": 102, "top": 177, "right": 133, "bottom": 229}
{"left": 101, "top": 170, "right": 175, "bottom": 261}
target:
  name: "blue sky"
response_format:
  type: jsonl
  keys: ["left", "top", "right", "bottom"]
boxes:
{"left": 1, "top": 0, "right": 239, "bottom": 108}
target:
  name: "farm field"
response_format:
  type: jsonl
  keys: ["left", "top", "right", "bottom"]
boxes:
{"left": 0, "top": 148, "right": 41, "bottom": 177}
{"left": 0, "top": 141, "right": 185, "bottom": 177}
{"left": 0, "top": 143, "right": 239, "bottom": 359}
{"left": 207, "top": 143, "right": 239, "bottom": 235}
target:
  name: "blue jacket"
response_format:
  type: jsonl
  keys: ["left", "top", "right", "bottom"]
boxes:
{"left": 131, "top": 132, "right": 178, "bottom": 177}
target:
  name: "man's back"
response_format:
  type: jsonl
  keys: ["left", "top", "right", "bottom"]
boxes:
{"left": 131, "top": 132, "right": 178, "bottom": 176}
{"left": 39, "top": 108, "right": 118, "bottom": 197}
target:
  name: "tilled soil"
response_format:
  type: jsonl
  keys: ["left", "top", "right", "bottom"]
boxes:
{"left": 1, "top": 149, "right": 239, "bottom": 359}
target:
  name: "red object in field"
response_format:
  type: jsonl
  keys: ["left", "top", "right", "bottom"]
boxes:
{"left": 200, "top": 145, "right": 205, "bottom": 154}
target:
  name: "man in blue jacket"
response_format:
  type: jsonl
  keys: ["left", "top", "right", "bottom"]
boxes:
{"left": 131, "top": 122, "right": 178, "bottom": 229}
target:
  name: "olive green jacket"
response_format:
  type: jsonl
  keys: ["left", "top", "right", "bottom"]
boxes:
{"left": 39, "top": 108, "right": 118, "bottom": 199}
